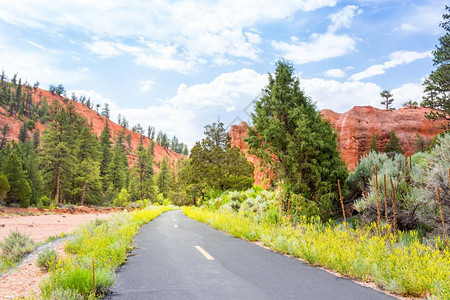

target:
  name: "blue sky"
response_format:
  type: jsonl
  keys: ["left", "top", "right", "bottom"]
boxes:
{"left": 0, "top": 0, "right": 445, "bottom": 146}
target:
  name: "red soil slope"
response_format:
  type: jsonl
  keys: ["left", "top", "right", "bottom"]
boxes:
{"left": 230, "top": 106, "right": 446, "bottom": 184}
{"left": 0, "top": 88, "right": 184, "bottom": 172}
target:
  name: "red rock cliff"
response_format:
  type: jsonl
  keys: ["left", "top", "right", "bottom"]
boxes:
{"left": 230, "top": 106, "right": 446, "bottom": 184}
{"left": 321, "top": 106, "right": 446, "bottom": 169}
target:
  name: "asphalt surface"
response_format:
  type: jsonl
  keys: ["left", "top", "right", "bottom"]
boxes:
{"left": 108, "top": 210, "right": 395, "bottom": 300}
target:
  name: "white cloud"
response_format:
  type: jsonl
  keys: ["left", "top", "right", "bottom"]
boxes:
{"left": 84, "top": 41, "right": 122, "bottom": 59}
{"left": 324, "top": 68, "right": 345, "bottom": 78}
{"left": 69, "top": 68, "right": 268, "bottom": 145}
{"left": 391, "top": 82, "right": 424, "bottom": 105}
{"left": 400, "top": 23, "right": 418, "bottom": 33}
{"left": 349, "top": 50, "right": 432, "bottom": 81}
{"left": 169, "top": 68, "right": 267, "bottom": 111}
{"left": 0, "top": 0, "right": 337, "bottom": 71}
{"left": 272, "top": 5, "right": 359, "bottom": 64}
{"left": 139, "top": 79, "right": 154, "bottom": 93}
{"left": 0, "top": 43, "right": 88, "bottom": 86}
{"left": 272, "top": 33, "right": 356, "bottom": 64}
{"left": 301, "top": 77, "right": 382, "bottom": 112}
{"left": 328, "top": 5, "right": 360, "bottom": 32}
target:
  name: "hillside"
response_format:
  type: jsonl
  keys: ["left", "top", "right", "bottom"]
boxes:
{"left": 230, "top": 105, "right": 446, "bottom": 185}
{"left": 0, "top": 87, "right": 184, "bottom": 172}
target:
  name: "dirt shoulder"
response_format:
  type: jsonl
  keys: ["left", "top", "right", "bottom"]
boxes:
{"left": 0, "top": 209, "right": 117, "bottom": 243}
{"left": 0, "top": 209, "right": 118, "bottom": 298}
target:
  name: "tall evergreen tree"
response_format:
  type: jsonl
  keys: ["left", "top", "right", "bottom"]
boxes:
{"left": 108, "top": 131, "right": 128, "bottom": 191}
{"left": 5, "top": 151, "right": 31, "bottom": 207}
{"left": 75, "top": 126, "right": 101, "bottom": 205}
{"left": 21, "top": 141, "right": 43, "bottom": 205}
{"left": 156, "top": 157, "right": 173, "bottom": 199}
{"left": 247, "top": 60, "right": 348, "bottom": 218}
{"left": 40, "top": 100, "right": 79, "bottom": 203}
{"left": 99, "top": 121, "right": 113, "bottom": 190}
{"left": 422, "top": 6, "right": 450, "bottom": 129}
{"left": 18, "top": 122, "right": 28, "bottom": 143}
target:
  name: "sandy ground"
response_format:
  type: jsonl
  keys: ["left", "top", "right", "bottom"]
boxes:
{"left": 0, "top": 212, "right": 116, "bottom": 299}
{"left": 0, "top": 213, "right": 113, "bottom": 243}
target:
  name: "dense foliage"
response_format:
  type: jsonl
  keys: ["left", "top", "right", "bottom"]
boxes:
{"left": 179, "top": 122, "right": 254, "bottom": 204}
{"left": 422, "top": 6, "right": 450, "bottom": 128}
{"left": 247, "top": 60, "right": 348, "bottom": 219}
{"left": 0, "top": 73, "right": 183, "bottom": 208}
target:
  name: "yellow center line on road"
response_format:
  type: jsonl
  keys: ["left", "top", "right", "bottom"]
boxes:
{"left": 195, "top": 246, "right": 214, "bottom": 260}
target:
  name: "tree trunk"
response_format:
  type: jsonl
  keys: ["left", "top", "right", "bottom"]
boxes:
{"left": 81, "top": 181, "right": 86, "bottom": 206}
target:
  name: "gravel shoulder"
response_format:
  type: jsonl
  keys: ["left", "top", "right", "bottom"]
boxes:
{"left": 0, "top": 211, "right": 116, "bottom": 298}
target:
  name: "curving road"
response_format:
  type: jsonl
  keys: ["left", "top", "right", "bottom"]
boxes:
{"left": 107, "top": 210, "right": 395, "bottom": 300}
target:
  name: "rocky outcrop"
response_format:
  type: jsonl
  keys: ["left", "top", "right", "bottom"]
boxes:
{"left": 321, "top": 106, "right": 446, "bottom": 170}
{"left": 230, "top": 106, "right": 446, "bottom": 184}
{"left": 229, "top": 122, "right": 272, "bottom": 187}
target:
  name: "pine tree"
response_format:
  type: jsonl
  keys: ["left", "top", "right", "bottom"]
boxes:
{"left": 380, "top": 90, "right": 394, "bottom": 110}
{"left": 108, "top": 131, "right": 128, "bottom": 191}
{"left": 99, "top": 122, "right": 113, "bottom": 190}
{"left": 422, "top": 6, "right": 450, "bottom": 129}
{"left": 21, "top": 141, "right": 43, "bottom": 205}
{"left": 247, "top": 60, "right": 348, "bottom": 218}
{"left": 32, "top": 129, "right": 40, "bottom": 149}
{"left": 385, "top": 130, "right": 403, "bottom": 153}
{"left": 5, "top": 151, "right": 31, "bottom": 207}
{"left": 0, "top": 124, "right": 9, "bottom": 150}
{"left": 369, "top": 133, "right": 379, "bottom": 152}
{"left": 0, "top": 171, "right": 10, "bottom": 203}
{"left": 75, "top": 126, "right": 101, "bottom": 205}
{"left": 130, "top": 142, "right": 156, "bottom": 201}
{"left": 18, "top": 122, "right": 28, "bottom": 143}
{"left": 101, "top": 103, "right": 110, "bottom": 119}
{"left": 40, "top": 100, "right": 77, "bottom": 203}
{"left": 156, "top": 158, "right": 173, "bottom": 199}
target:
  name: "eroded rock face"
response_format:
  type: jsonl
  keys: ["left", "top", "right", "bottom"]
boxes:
{"left": 321, "top": 106, "right": 446, "bottom": 170}
{"left": 229, "top": 106, "right": 446, "bottom": 184}
{"left": 229, "top": 122, "right": 271, "bottom": 187}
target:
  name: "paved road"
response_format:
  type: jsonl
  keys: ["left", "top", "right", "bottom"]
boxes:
{"left": 108, "top": 210, "right": 394, "bottom": 300}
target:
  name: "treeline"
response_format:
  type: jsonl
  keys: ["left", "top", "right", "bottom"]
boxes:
{"left": 0, "top": 74, "right": 185, "bottom": 207}
{"left": 0, "top": 72, "right": 188, "bottom": 156}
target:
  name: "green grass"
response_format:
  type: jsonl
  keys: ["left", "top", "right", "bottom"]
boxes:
{"left": 183, "top": 206, "right": 450, "bottom": 299}
{"left": 40, "top": 206, "right": 173, "bottom": 299}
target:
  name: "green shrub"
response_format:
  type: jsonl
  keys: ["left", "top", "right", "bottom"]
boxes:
{"left": 39, "top": 195, "right": 51, "bottom": 207}
{"left": 36, "top": 249, "right": 58, "bottom": 271}
{"left": 0, "top": 230, "right": 35, "bottom": 262}
{"left": 112, "top": 188, "right": 129, "bottom": 207}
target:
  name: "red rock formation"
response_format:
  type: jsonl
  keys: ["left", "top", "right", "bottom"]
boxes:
{"left": 0, "top": 88, "right": 184, "bottom": 172}
{"left": 321, "top": 106, "right": 446, "bottom": 170}
{"left": 230, "top": 106, "right": 446, "bottom": 184}
{"left": 229, "top": 122, "right": 273, "bottom": 187}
